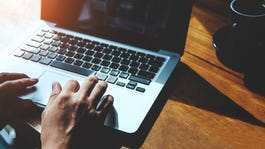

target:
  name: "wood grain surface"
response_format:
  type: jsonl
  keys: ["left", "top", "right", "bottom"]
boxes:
{"left": 0, "top": 0, "right": 264, "bottom": 148}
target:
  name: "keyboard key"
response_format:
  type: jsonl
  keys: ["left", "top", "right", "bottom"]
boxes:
{"left": 85, "top": 50, "right": 95, "bottom": 56}
{"left": 129, "top": 55, "right": 139, "bottom": 61}
{"left": 82, "top": 62, "right": 92, "bottom": 69}
{"left": 156, "top": 56, "right": 166, "bottom": 62}
{"left": 91, "top": 65, "right": 101, "bottom": 71}
{"left": 120, "top": 53, "right": 130, "bottom": 59}
{"left": 111, "top": 50, "right": 121, "bottom": 56}
{"left": 65, "top": 57, "right": 74, "bottom": 64}
{"left": 86, "top": 43, "right": 95, "bottom": 49}
{"left": 47, "top": 53, "right": 57, "bottom": 59}
{"left": 39, "top": 57, "right": 52, "bottom": 65}
{"left": 44, "top": 33, "right": 54, "bottom": 39}
{"left": 126, "top": 84, "right": 135, "bottom": 90}
{"left": 101, "top": 67, "right": 110, "bottom": 74}
{"left": 128, "top": 67, "right": 138, "bottom": 74}
{"left": 36, "top": 31, "right": 45, "bottom": 37}
{"left": 116, "top": 81, "right": 125, "bottom": 87}
{"left": 110, "top": 63, "right": 119, "bottom": 69}
{"left": 68, "top": 45, "right": 78, "bottom": 51}
{"left": 14, "top": 50, "right": 24, "bottom": 57}
{"left": 121, "top": 59, "right": 130, "bottom": 65}
{"left": 129, "top": 75, "right": 151, "bottom": 85}
{"left": 49, "top": 47, "right": 58, "bottom": 52}
{"left": 100, "top": 60, "right": 110, "bottom": 67}
{"left": 130, "top": 61, "right": 140, "bottom": 68}
{"left": 136, "top": 87, "right": 145, "bottom": 93}
{"left": 74, "top": 53, "right": 83, "bottom": 59}
{"left": 94, "top": 52, "right": 104, "bottom": 58}
{"left": 83, "top": 56, "right": 92, "bottom": 62}
{"left": 139, "top": 57, "right": 148, "bottom": 63}
{"left": 23, "top": 53, "right": 33, "bottom": 60}
{"left": 109, "top": 45, "right": 118, "bottom": 50}
{"left": 112, "top": 57, "right": 121, "bottom": 63}
{"left": 102, "top": 48, "right": 112, "bottom": 53}
{"left": 107, "top": 76, "right": 118, "bottom": 84}
{"left": 39, "top": 50, "right": 49, "bottom": 56}
{"left": 73, "top": 60, "right": 83, "bottom": 66}
{"left": 149, "top": 66, "right": 159, "bottom": 73}
{"left": 103, "top": 54, "right": 112, "bottom": 60}
{"left": 96, "top": 72, "right": 108, "bottom": 81}
{"left": 139, "top": 64, "right": 149, "bottom": 70}
{"left": 26, "top": 41, "right": 41, "bottom": 48}
{"left": 40, "top": 44, "right": 50, "bottom": 50}
{"left": 92, "top": 58, "right": 101, "bottom": 64}
{"left": 57, "top": 49, "right": 67, "bottom": 55}
{"left": 146, "top": 54, "right": 155, "bottom": 59}
{"left": 66, "top": 51, "right": 75, "bottom": 57}
{"left": 56, "top": 55, "right": 66, "bottom": 61}
{"left": 60, "top": 44, "right": 69, "bottom": 49}
{"left": 44, "top": 39, "right": 53, "bottom": 45}
{"left": 138, "top": 70, "right": 155, "bottom": 79}
{"left": 51, "top": 60, "right": 94, "bottom": 76}
{"left": 128, "top": 81, "right": 137, "bottom": 86}
{"left": 21, "top": 46, "right": 40, "bottom": 54}
{"left": 119, "top": 65, "right": 129, "bottom": 72}
{"left": 51, "top": 41, "right": 60, "bottom": 47}
{"left": 77, "top": 48, "right": 86, "bottom": 53}
{"left": 31, "top": 55, "right": 41, "bottom": 62}
{"left": 32, "top": 36, "right": 44, "bottom": 43}
{"left": 110, "top": 70, "right": 120, "bottom": 76}
{"left": 148, "top": 60, "right": 163, "bottom": 67}
{"left": 119, "top": 72, "right": 129, "bottom": 79}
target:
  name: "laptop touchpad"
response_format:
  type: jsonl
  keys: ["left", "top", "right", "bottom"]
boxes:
{"left": 31, "top": 71, "right": 82, "bottom": 107}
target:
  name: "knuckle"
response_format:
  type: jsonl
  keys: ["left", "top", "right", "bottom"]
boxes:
{"left": 69, "top": 79, "right": 79, "bottom": 86}
{"left": 98, "top": 81, "right": 107, "bottom": 88}
{"left": 57, "top": 93, "right": 72, "bottom": 101}
{"left": 86, "top": 76, "right": 98, "bottom": 83}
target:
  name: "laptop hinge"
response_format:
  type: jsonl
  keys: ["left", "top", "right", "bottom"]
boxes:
{"left": 43, "top": 20, "right": 57, "bottom": 27}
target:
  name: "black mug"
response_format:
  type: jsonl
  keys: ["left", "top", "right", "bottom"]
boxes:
{"left": 230, "top": 0, "right": 265, "bottom": 94}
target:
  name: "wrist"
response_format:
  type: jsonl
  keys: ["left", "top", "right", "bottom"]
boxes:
{"left": 42, "top": 135, "right": 72, "bottom": 149}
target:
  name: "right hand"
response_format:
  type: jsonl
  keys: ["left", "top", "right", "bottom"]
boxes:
{"left": 41, "top": 76, "right": 114, "bottom": 149}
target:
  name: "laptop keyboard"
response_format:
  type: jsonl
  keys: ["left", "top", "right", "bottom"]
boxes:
{"left": 13, "top": 29, "right": 166, "bottom": 93}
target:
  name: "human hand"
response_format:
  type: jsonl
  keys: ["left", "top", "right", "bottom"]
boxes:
{"left": 41, "top": 76, "right": 114, "bottom": 149}
{"left": 0, "top": 72, "right": 38, "bottom": 129}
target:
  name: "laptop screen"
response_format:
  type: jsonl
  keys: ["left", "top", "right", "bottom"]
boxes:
{"left": 41, "top": 0, "right": 192, "bottom": 54}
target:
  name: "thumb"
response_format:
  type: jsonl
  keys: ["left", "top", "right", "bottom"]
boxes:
{"left": 47, "top": 81, "right": 62, "bottom": 105}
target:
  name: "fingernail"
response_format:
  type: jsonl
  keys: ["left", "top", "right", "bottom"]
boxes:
{"left": 30, "top": 78, "right": 38, "bottom": 82}
{"left": 52, "top": 82, "right": 59, "bottom": 91}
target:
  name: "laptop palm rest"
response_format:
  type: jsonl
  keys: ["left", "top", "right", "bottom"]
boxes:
{"left": 21, "top": 71, "right": 82, "bottom": 107}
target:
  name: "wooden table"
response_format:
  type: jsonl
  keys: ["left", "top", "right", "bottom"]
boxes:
{"left": 1, "top": 0, "right": 265, "bottom": 148}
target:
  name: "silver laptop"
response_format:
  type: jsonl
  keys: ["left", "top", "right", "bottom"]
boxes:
{"left": 1, "top": 0, "right": 192, "bottom": 147}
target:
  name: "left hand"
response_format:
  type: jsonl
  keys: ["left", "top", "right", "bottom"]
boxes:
{"left": 0, "top": 72, "right": 38, "bottom": 129}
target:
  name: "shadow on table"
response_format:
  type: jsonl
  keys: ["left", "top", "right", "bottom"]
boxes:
{"left": 171, "top": 62, "right": 265, "bottom": 127}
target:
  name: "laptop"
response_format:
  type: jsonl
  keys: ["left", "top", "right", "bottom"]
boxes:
{"left": 1, "top": 0, "right": 192, "bottom": 147}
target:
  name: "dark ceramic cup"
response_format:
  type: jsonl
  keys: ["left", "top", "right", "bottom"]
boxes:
{"left": 230, "top": 0, "right": 265, "bottom": 94}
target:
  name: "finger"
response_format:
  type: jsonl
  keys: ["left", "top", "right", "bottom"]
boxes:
{"left": 87, "top": 81, "right": 108, "bottom": 107}
{"left": 0, "top": 72, "right": 29, "bottom": 83}
{"left": 0, "top": 78, "right": 38, "bottom": 97}
{"left": 97, "top": 95, "right": 114, "bottom": 122}
{"left": 47, "top": 81, "right": 62, "bottom": 105}
{"left": 61, "top": 80, "right": 80, "bottom": 93}
{"left": 78, "top": 76, "right": 98, "bottom": 99}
